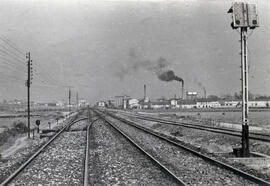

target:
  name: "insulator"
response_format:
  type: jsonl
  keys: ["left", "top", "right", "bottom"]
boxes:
{"left": 231, "top": 22, "right": 238, "bottom": 29}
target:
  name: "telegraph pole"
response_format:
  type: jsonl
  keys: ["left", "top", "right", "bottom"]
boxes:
{"left": 228, "top": 2, "right": 258, "bottom": 157}
{"left": 26, "top": 52, "right": 32, "bottom": 139}
{"left": 68, "top": 87, "right": 71, "bottom": 114}
{"left": 76, "top": 91, "right": 79, "bottom": 110}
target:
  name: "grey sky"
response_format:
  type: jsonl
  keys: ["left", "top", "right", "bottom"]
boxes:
{"left": 0, "top": 0, "right": 269, "bottom": 103}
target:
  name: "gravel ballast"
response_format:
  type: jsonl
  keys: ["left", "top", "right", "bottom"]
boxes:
{"left": 107, "top": 115, "right": 258, "bottom": 185}
{"left": 0, "top": 116, "right": 75, "bottom": 183}
{"left": 10, "top": 130, "right": 86, "bottom": 185}
{"left": 89, "top": 119, "right": 179, "bottom": 185}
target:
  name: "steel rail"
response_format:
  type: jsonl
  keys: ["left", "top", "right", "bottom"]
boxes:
{"left": 117, "top": 111, "right": 270, "bottom": 142}
{"left": 83, "top": 123, "right": 90, "bottom": 186}
{"left": 0, "top": 114, "right": 79, "bottom": 186}
{"left": 66, "top": 117, "right": 88, "bottom": 131}
{"left": 120, "top": 111, "right": 270, "bottom": 137}
{"left": 83, "top": 118, "right": 100, "bottom": 186}
{"left": 94, "top": 110, "right": 186, "bottom": 186}
{"left": 101, "top": 110, "right": 270, "bottom": 186}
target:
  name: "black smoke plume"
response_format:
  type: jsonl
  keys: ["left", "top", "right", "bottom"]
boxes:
{"left": 115, "top": 48, "right": 171, "bottom": 79}
{"left": 116, "top": 48, "right": 184, "bottom": 85}
{"left": 157, "top": 70, "right": 183, "bottom": 82}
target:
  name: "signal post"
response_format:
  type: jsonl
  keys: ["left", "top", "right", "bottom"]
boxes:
{"left": 228, "top": 2, "right": 259, "bottom": 157}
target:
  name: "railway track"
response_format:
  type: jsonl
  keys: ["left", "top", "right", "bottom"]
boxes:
{"left": 96, "top": 109, "right": 270, "bottom": 185}
{"left": 0, "top": 111, "right": 90, "bottom": 186}
{"left": 90, "top": 110, "right": 184, "bottom": 185}
{"left": 84, "top": 115, "right": 100, "bottom": 186}
{"left": 113, "top": 110, "right": 270, "bottom": 143}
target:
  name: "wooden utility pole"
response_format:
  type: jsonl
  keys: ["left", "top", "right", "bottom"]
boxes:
{"left": 76, "top": 91, "right": 79, "bottom": 110}
{"left": 26, "top": 52, "right": 32, "bottom": 139}
{"left": 68, "top": 87, "right": 71, "bottom": 114}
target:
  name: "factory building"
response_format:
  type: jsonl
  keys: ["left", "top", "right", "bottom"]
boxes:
{"left": 114, "top": 95, "right": 130, "bottom": 109}
{"left": 178, "top": 100, "right": 197, "bottom": 109}
{"left": 149, "top": 101, "right": 170, "bottom": 109}
{"left": 128, "top": 98, "right": 139, "bottom": 109}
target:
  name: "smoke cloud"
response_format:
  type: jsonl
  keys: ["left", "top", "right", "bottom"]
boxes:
{"left": 116, "top": 48, "right": 183, "bottom": 83}
{"left": 194, "top": 77, "right": 206, "bottom": 98}
{"left": 157, "top": 70, "right": 183, "bottom": 82}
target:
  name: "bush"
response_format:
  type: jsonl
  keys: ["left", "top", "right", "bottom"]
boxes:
{"left": 12, "top": 121, "right": 28, "bottom": 133}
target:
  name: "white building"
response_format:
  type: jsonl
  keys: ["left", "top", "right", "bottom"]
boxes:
{"left": 128, "top": 98, "right": 139, "bottom": 109}
{"left": 178, "top": 100, "right": 197, "bottom": 109}
{"left": 97, "top": 101, "right": 106, "bottom": 107}
{"left": 249, "top": 99, "right": 270, "bottom": 108}
{"left": 196, "top": 99, "right": 220, "bottom": 108}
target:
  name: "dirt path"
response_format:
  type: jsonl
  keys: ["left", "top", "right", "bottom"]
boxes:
{"left": 1, "top": 136, "right": 28, "bottom": 158}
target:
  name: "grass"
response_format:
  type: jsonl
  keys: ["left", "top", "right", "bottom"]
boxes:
{"left": 0, "top": 121, "right": 28, "bottom": 148}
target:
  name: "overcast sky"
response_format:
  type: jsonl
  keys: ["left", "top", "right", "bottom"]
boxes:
{"left": 0, "top": 0, "right": 269, "bottom": 103}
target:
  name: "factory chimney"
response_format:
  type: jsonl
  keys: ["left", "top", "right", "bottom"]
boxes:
{"left": 181, "top": 81, "right": 184, "bottom": 99}
{"left": 203, "top": 87, "right": 206, "bottom": 99}
{"left": 144, "top": 84, "right": 146, "bottom": 100}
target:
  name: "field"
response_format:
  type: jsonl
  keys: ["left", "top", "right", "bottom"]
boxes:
{"left": 0, "top": 111, "right": 65, "bottom": 130}
{"left": 137, "top": 109, "right": 270, "bottom": 129}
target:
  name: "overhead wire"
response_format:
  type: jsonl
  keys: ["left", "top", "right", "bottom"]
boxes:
{"left": 0, "top": 36, "right": 26, "bottom": 55}
{"left": 0, "top": 55, "right": 26, "bottom": 68}
{"left": 1, "top": 45, "right": 26, "bottom": 61}
{"left": 0, "top": 36, "right": 71, "bottom": 91}
{"left": 0, "top": 48, "right": 26, "bottom": 64}
{"left": 0, "top": 63, "right": 25, "bottom": 75}
{"left": 0, "top": 74, "right": 25, "bottom": 83}
{"left": 0, "top": 37, "right": 27, "bottom": 87}
{"left": 33, "top": 62, "right": 68, "bottom": 88}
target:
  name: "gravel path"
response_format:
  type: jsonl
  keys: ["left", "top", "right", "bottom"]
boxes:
{"left": 0, "top": 115, "right": 78, "bottom": 184}
{"left": 89, "top": 119, "right": 179, "bottom": 185}
{"left": 10, "top": 130, "right": 86, "bottom": 185}
{"left": 107, "top": 116, "right": 258, "bottom": 186}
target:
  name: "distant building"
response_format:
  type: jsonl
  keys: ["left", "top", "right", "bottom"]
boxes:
{"left": 114, "top": 95, "right": 130, "bottom": 109}
{"left": 106, "top": 100, "right": 116, "bottom": 108}
{"left": 97, "top": 101, "right": 106, "bottom": 107}
{"left": 78, "top": 99, "right": 87, "bottom": 107}
{"left": 196, "top": 99, "right": 220, "bottom": 108}
{"left": 128, "top": 98, "right": 139, "bottom": 109}
{"left": 150, "top": 101, "right": 170, "bottom": 109}
{"left": 219, "top": 100, "right": 239, "bottom": 108}
{"left": 249, "top": 99, "right": 270, "bottom": 108}
{"left": 178, "top": 100, "right": 197, "bottom": 109}
{"left": 186, "top": 92, "right": 198, "bottom": 100}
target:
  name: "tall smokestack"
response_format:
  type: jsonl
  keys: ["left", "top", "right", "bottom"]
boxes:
{"left": 203, "top": 87, "right": 206, "bottom": 99}
{"left": 182, "top": 81, "right": 184, "bottom": 99}
{"left": 144, "top": 84, "right": 146, "bottom": 99}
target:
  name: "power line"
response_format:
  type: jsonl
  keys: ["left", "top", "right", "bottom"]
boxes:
{"left": 0, "top": 48, "right": 26, "bottom": 64}
{"left": 1, "top": 44, "right": 26, "bottom": 61}
{"left": 0, "top": 74, "right": 25, "bottom": 83}
{"left": 0, "top": 36, "right": 25, "bottom": 55}
{"left": 0, "top": 63, "right": 25, "bottom": 75}
{"left": 0, "top": 56, "right": 26, "bottom": 68}
{"left": 33, "top": 71, "right": 70, "bottom": 89}
{"left": 33, "top": 67, "right": 66, "bottom": 88}
{"left": 33, "top": 62, "right": 62, "bottom": 84}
